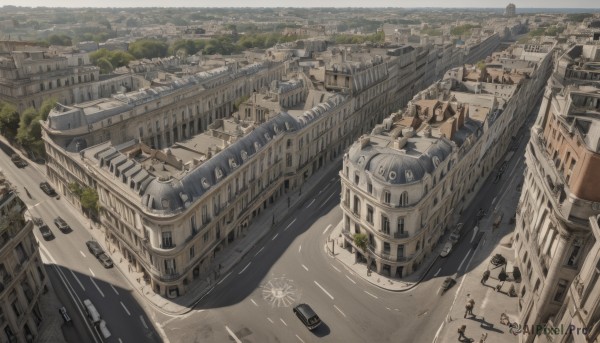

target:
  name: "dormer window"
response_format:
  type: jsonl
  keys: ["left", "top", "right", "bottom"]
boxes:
{"left": 241, "top": 150, "right": 248, "bottom": 161}
{"left": 264, "top": 133, "right": 271, "bottom": 140}
{"left": 378, "top": 165, "right": 385, "bottom": 176}
{"left": 405, "top": 170, "right": 414, "bottom": 182}
{"left": 254, "top": 142, "right": 261, "bottom": 151}
{"left": 229, "top": 158, "right": 238, "bottom": 169}
{"left": 389, "top": 171, "right": 397, "bottom": 180}
{"left": 358, "top": 156, "right": 365, "bottom": 166}
{"left": 215, "top": 168, "right": 223, "bottom": 180}
{"left": 433, "top": 156, "right": 440, "bottom": 168}
{"left": 201, "top": 178, "right": 210, "bottom": 189}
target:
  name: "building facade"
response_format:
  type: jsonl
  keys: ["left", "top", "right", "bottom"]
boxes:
{"left": 0, "top": 172, "right": 48, "bottom": 343}
{"left": 513, "top": 44, "right": 600, "bottom": 343}
{"left": 340, "top": 41, "right": 555, "bottom": 278}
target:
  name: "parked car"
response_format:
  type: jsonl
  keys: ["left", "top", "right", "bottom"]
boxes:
{"left": 38, "top": 225, "right": 54, "bottom": 240}
{"left": 98, "top": 320, "right": 111, "bottom": 339}
{"left": 58, "top": 307, "right": 72, "bottom": 324}
{"left": 39, "top": 182, "right": 57, "bottom": 197}
{"left": 440, "top": 277, "right": 456, "bottom": 294}
{"left": 293, "top": 304, "right": 322, "bottom": 330}
{"left": 97, "top": 253, "right": 113, "bottom": 268}
{"left": 83, "top": 299, "right": 101, "bottom": 324}
{"left": 85, "top": 241, "right": 104, "bottom": 257}
{"left": 53, "top": 217, "right": 71, "bottom": 233}
{"left": 440, "top": 242, "right": 453, "bottom": 257}
{"left": 449, "top": 223, "right": 463, "bottom": 244}
{"left": 11, "top": 154, "right": 28, "bottom": 168}
{"left": 490, "top": 253, "right": 507, "bottom": 267}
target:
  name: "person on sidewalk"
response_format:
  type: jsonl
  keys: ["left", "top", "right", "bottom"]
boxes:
{"left": 481, "top": 270, "right": 490, "bottom": 284}
{"left": 458, "top": 325, "right": 466, "bottom": 340}
{"left": 479, "top": 332, "right": 487, "bottom": 343}
{"left": 464, "top": 303, "right": 474, "bottom": 318}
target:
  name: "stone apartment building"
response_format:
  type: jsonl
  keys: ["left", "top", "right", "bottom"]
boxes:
{"left": 0, "top": 172, "right": 48, "bottom": 343}
{"left": 548, "top": 214, "right": 600, "bottom": 343}
{"left": 0, "top": 41, "right": 146, "bottom": 112}
{"left": 513, "top": 44, "right": 600, "bottom": 343}
{"left": 339, "top": 41, "right": 555, "bottom": 278}
{"left": 40, "top": 37, "right": 521, "bottom": 298}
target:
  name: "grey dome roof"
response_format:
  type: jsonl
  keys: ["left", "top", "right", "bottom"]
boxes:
{"left": 347, "top": 138, "right": 454, "bottom": 185}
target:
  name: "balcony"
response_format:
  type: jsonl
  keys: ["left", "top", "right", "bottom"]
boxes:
{"left": 159, "top": 272, "right": 180, "bottom": 282}
{"left": 159, "top": 243, "right": 176, "bottom": 250}
{"left": 394, "top": 231, "right": 409, "bottom": 239}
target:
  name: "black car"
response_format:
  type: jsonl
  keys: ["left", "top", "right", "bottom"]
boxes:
{"left": 58, "top": 307, "right": 72, "bottom": 324}
{"left": 440, "top": 277, "right": 456, "bottom": 294}
{"left": 293, "top": 304, "right": 322, "bottom": 330}
{"left": 39, "top": 182, "right": 57, "bottom": 197}
{"left": 53, "top": 217, "right": 71, "bottom": 233}
{"left": 38, "top": 225, "right": 54, "bottom": 240}
{"left": 86, "top": 241, "right": 104, "bottom": 257}
{"left": 97, "top": 253, "right": 113, "bottom": 268}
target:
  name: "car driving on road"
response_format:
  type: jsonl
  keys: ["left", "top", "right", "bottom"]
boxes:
{"left": 86, "top": 241, "right": 104, "bottom": 257}
{"left": 440, "top": 241, "right": 453, "bottom": 257}
{"left": 39, "top": 182, "right": 57, "bottom": 197}
{"left": 53, "top": 217, "right": 71, "bottom": 233}
{"left": 293, "top": 304, "right": 322, "bottom": 330}
{"left": 97, "top": 253, "right": 113, "bottom": 268}
{"left": 38, "top": 225, "right": 54, "bottom": 240}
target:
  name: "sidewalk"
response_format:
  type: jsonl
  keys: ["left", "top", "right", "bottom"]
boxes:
{"left": 88, "top": 158, "right": 344, "bottom": 315}
{"left": 36, "top": 280, "right": 69, "bottom": 343}
{"left": 434, "top": 176, "right": 522, "bottom": 343}
{"left": 327, "top": 221, "right": 441, "bottom": 291}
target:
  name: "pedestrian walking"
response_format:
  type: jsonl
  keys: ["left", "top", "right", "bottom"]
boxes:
{"left": 479, "top": 332, "right": 488, "bottom": 343}
{"left": 481, "top": 270, "right": 490, "bottom": 284}
{"left": 458, "top": 325, "right": 466, "bottom": 339}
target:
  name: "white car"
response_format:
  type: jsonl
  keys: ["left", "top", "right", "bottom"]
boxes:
{"left": 440, "top": 242, "right": 453, "bottom": 257}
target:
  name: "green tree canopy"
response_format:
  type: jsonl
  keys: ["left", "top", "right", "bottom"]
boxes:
{"left": 39, "top": 98, "right": 57, "bottom": 121}
{"left": 81, "top": 187, "right": 99, "bottom": 215}
{"left": 47, "top": 34, "right": 73, "bottom": 46}
{"left": 128, "top": 39, "right": 169, "bottom": 59}
{"left": 0, "top": 102, "right": 20, "bottom": 139}
{"left": 90, "top": 49, "right": 134, "bottom": 70}
{"left": 96, "top": 58, "right": 114, "bottom": 74}
{"left": 353, "top": 233, "right": 368, "bottom": 253}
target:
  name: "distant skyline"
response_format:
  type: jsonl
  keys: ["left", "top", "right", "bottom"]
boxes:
{"left": 2, "top": 0, "right": 600, "bottom": 9}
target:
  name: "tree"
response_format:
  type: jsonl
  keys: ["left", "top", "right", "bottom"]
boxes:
{"left": 68, "top": 182, "right": 83, "bottom": 197}
{"left": 16, "top": 107, "right": 40, "bottom": 146}
{"left": 39, "top": 98, "right": 57, "bottom": 121}
{"left": 128, "top": 39, "right": 169, "bottom": 59}
{"left": 353, "top": 233, "right": 368, "bottom": 253}
{"left": 96, "top": 58, "right": 114, "bottom": 74}
{"left": 80, "top": 187, "right": 99, "bottom": 217}
{"left": 0, "top": 102, "right": 20, "bottom": 139}
{"left": 47, "top": 34, "right": 72, "bottom": 46}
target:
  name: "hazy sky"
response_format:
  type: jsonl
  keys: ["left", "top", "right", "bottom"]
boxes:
{"left": 2, "top": 0, "right": 600, "bottom": 8}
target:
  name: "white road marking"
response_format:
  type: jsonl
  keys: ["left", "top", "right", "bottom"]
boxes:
{"left": 88, "top": 268, "right": 95, "bottom": 277}
{"left": 298, "top": 245, "right": 302, "bottom": 253}
{"left": 471, "top": 227, "right": 479, "bottom": 243}
{"left": 90, "top": 277, "right": 105, "bottom": 297}
{"left": 434, "top": 268, "right": 442, "bottom": 277}
{"left": 331, "top": 264, "right": 341, "bottom": 272}
{"left": 254, "top": 247, "right": 264, "bottom": 257}
{"left": 296, "top": 334, "right": 305, "bottom": 343}
{"left": 80, "top": 251, "right": 86, "bottom": 258}
{"left": 280, "top": 318, "right": 288, "bottom": 326}
{"left": 345, "top": 275, "right": 356, "bottom": 284}
{"left": 323, "top": 224, "right": 332, "bottom": 235}
{"left": 284, "top": 219, "right": 296, "bottom": 231}
{"left": 118, "top": 339, "right": 123, "bottom": 343}
{"left": 272, "top": 233, "right": 279, "bottom": 241}
{"left": 319, "top": 192, "right": 336, "bottom": 208}
{"left": 267, "top": 317, "right": 274, "bottom": 324}
{"left": 217, "top": 272, "right": 232, "bottom": 285}
{"left": 111, "top": 284, "right": 120, "bottom": 295}
{"left": 70, "top": 270, "right": 85, "bottom": 291}
{"left": 225, "top": 326, "right": 242, "bottom": 343}
{"left": 306, "top": 199, "right": 316, "bottom": 208}
{"left": 386, "top": 307, "right": 391, "bottom": 311}
{"left": 120, "top": 302, "right": 131, "bottom": 316}
{"left": 302, "top": 264, "right": 309, "bottom": 271}
{"left": 314, "top": 281, "right": 334, "bottom": 300}
{"left": 250, "top": 299, "right": 258, "bottom": 307}
{"left": 433, "top": 321, "right": 445, "bottom": 343}
{"left": 334, "top": 305, "right": 346, "bottom": 317}
{"left": 239, "top": 262, "right": 251, "bottom": 274}
{"left": 457, "top": 249, "right": 473, "bottom": 271}
{"left": 204, "top": 287, "right": 214, "bottom": 296}
{"left": 364, "top": 291, "right": 378, "bottom": 299}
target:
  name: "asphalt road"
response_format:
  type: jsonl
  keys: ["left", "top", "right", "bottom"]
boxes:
{"left": 156, "top": 108, "right": 535, "bottom": 343}
{"left": 0, "top": 148, "right": 161, "bottom": 343}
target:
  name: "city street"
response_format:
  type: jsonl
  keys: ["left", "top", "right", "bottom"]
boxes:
{"left": 0, "top": 145, "right": 162, "bottom": 343}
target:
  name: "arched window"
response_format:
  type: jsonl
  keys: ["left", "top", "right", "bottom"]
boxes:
{"left": 400, "top": 192, "right": 408, "bottom": 207}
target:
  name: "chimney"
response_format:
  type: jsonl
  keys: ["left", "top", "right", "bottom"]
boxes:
{"left": 440, "top": 117, "right": 456, "bottom": 140}
{"left": 360, "top": 136, "right": 370, "bottom": 148}
{"left": 393, "top": 136, "right": 408, "bottom": 150}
